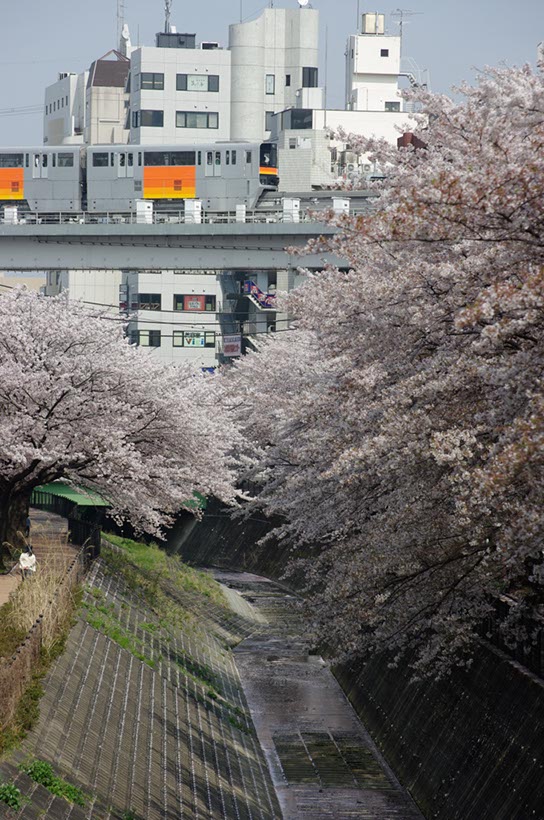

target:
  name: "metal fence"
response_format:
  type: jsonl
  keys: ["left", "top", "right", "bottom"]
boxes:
{"left": 30, "top": 489, "right": 102, "bottom": 566}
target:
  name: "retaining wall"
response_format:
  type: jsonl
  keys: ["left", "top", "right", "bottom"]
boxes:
{"left": 176, "top": 501, "right": 544, "bottom": 820}
{"left": 0, "top": 551, "right": 83, "bottom": 730}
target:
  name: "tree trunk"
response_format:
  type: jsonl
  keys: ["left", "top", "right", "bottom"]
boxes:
{"left": 0, "top": 491, "right": 31, "bottom": 571}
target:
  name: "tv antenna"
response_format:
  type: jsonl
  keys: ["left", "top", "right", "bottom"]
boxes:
{"left": 164, "top": 0, "right": 173, "bottom": 33}
{"left": 391, "top": 8, "right": 423, "bottom": 58}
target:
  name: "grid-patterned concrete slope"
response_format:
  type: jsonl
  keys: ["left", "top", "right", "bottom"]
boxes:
{"left": 1, "top": 559, "right": 281, "bottom": 819}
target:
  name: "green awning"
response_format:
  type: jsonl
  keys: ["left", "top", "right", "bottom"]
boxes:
{"left": 33, "top": 482, "right": 110, "bottom": 507}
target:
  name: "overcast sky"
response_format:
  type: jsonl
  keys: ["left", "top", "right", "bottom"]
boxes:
{"left": 0, "top": 0, "right": 542, "bottom": 146}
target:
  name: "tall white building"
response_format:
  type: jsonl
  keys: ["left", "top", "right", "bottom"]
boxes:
{"left": 229, "top": 6, "right": 322, "bottom": 142}
{"left": 345, "top": 12, "right": 403, "bottom": 113}
{"left": 129, "top": 33, "right": 232, "bottom": 145}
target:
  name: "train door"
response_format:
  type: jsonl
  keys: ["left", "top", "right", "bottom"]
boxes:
{"left": 32, "top": 152, "right": 49, "bottom": 179}
{"left": 117, "top": 152, "right": 135, "bottom": 179}
{"left": 205, "top": 150, "right": 222, "bottom": 177}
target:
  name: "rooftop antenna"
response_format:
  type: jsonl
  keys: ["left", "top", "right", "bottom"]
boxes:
{"left": 391, "top": 9, "right": 423, "bottom": 59}
{"left": 117, "top": 0, "right": 125, "bottom": 47}
{"left": 164, "top": 0, "right": 173, "bottom": 33}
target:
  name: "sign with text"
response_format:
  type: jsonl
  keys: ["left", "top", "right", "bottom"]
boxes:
{"left": 223, "top": 334, "right": 242, "bottom": 357}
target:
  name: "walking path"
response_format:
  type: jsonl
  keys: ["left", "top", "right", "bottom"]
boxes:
{"left": 0, "top": 509, "right": 73, "bottom": 606}
{"left": 217, "top": 569, "right": 423, "bottom": 820}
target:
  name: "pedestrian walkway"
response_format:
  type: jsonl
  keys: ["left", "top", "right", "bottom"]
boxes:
{"left": 0, "top": 509, "right": 73, "bottom": 606}
{"left": 218, "top": 570, "right": 424, "bottom": 820}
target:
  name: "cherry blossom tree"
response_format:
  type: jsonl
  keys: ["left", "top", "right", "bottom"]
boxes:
{"left": 224, "top": 64, "right": 544, "bottom": 674}
{"left": 0, "top": 289, "right": 236, "bottom": 568}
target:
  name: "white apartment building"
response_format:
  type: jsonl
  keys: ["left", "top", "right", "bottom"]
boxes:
{"left": 123, "top": 269, "right": 225, "bottom": 368}
{"left": 129, "top": 33, "right": 231, "bottom": 145}
{"left": 229, "top": 6, "right": 322, "bottom": 142}
{"left": 44, "top": 52, "right": 130, "bottom": 147}
{"left": 271, "top": 11, "right": 412, "bottom": 191}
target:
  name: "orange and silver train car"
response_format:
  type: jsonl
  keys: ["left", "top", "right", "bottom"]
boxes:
{"left": 0, "top": 147, "right": 82, "bottom": 212}
{"left": 86, "top": 141, "right": 278, "bottom": 212}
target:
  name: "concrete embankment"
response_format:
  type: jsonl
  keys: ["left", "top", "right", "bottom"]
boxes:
{"left": 175, "top": 500, "right": 544, "bottom": 820}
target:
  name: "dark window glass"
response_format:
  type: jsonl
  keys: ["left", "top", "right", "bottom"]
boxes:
{"left": 385, "top": 101, "right": 400, "bottom": 112}
{"left": 380, "top": 48, "right": 389, "bottom": 57}
{"left": 141, "top": 72, "right": 164, "bottom": 90}
{"left": 128, "top": 153, "right": 134, "bottom": 167}
{"left": 290, "top": 109, "right": 313, "bottom": 129}
{"left": 120, "top": 153, "right": 126, "bottom": 167}
{"left": 176, "top": 74, "right": 188, "bottom": 91}
{"left": 57, "top": 152, "right": 74, "bottom": 167}
{"left": 92, "top": 153, "right": 109, "bottom": 167}
{"left": 245, "top": 150, "right": 252, "bottom": 164}
{"left": 226, "top": 150, "right": 230, "bottom": 166}
{"left": 231, "top": 150, "right": 236, "bottom": 166}
{"left": 132, "top": 111, "right": 140, "bottom": 128}
{"left": 144, "top": 151, "right": 196, "bottom": 166}
{"left": 140, "top": 110, "right": 164, "bottom": 127}
{"left": 52, "top": 154, "right": 56, "bottom": 167}
{"left": 302, "top": 66, "right": 318, "bottom": 88}
{"left": 208, "top": 74, "right": 219, "bottom": 92}
{"left": 42, "top": 154, "right": 48, "bottom": 168}
{"left": 286, "top": 74, "right": 291, "bottom": 87}
{"left": 137, "top": 293, "right": 161, "bottom": 310}
{"left": 0, "top": 153, "right": 24, "bottom": 168}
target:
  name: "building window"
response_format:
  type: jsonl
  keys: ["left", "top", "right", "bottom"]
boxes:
{"left": 173, "top": 294, "right": 217, "bottom": 312}
{"left": 290, "top": 109, "right": 312, "bottom": 129}
{"left": 176, "top": 111, "right": 218, "bottom": 129}
{"left": 289, "top": 138, "right": 297, "bottom": 149}
{"left": 138, "top": 110, "right": 164, "bottom": 127}
{"left": 137, "top": 293, "right": 161, "bottom": 310}
{"left": 302, "top": 67, "right": 318, "bottom": 88}
{"left": 176, "top": 74, "right": 220, "bottom": 92}
{"left": 173, "top": 331, "right": 216, "bottom": 348}
{"left": 385, "top": 101, "right": 400, "bottom": 112}
{"left": 131, "top": 330, "right": 161, "bottom": 347}
{"left": 286, "top": 74, "right": 291, "bottom": 87}
{"left": 140, "top": 72, "right": 164, "bottom": 90}
{"left": 380, "top": 48, "right": 389, "bottom": 57}
{"left": 265, "top": 111, "right": 274, "bottom": 131}
{"left": 265, "top": 74, "right": 275, "bottom": 95}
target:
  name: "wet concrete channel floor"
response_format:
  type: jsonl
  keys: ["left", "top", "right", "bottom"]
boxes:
{"left": 214, "top": 570, "right": 424, "bottom": 820}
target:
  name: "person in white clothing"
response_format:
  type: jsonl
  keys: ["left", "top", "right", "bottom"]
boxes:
{"left": 19, "top": 545, "right": 37, "bottom": 580}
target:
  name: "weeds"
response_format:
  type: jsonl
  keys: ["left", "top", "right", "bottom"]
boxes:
{"left": 21, "top": 759, "right": 86, "bottom": 806}
{"left": 0, "top": 781, "right": 22, "bottom": 809}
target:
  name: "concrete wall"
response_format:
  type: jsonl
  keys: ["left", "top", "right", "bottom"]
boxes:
{"left": 177, "top": 500, "right": 544, "bottom": 819}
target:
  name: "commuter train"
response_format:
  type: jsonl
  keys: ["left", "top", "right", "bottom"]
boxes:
{"left": 0, "top": 141, "right": 279, "bottom": 214}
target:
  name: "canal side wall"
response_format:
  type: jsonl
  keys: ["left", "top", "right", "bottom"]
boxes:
{"left": 176, "top": 501, "right": 544, "bottom": 820}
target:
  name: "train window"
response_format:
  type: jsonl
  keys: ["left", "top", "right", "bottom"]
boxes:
{"left": 197, "top": 151, "right": 202, "bottom": 166}
{"left": 246, "top": 151, "right": 252, "bottom": 164}
{"left": 58, "top": 153, "right": 74, "bottom": 167}
{"left": 0, "top": 153, "right": 24, "bottom": 168}
{"left": 215, "top": 152, "right": 221, "bottom": 166}
{"left": 92, "top": 153, "right": 109, "bottom": 167}
{"left": 128, "top": 153, "right": 134, "bottom": 167}
{"left": 207, "top": 152, "right": 213, "bottom": 166}
{"left": 25, "top": 154, "right": 29, "bottom": 168}
{"left": 52, "top": 154, "right": 56, "bottom": 167}
{"left": 231, "top": 150, "right": 237, "bottom": 165}
{"left": 138, "top": 152, "right": 142, "bottom": 166}
{"left": 34, "top": 155, "right": 39, "bottom": 168}
{"left": 144, "top": 151, "right": 196, "bottom": 166}
{"left": 110, "top": 154, "right": 114, "bottom": 167}
{"left": 42, "top": 154, "right": 48, "bottom": 168}
{"left": 120, "top": 154, "right": 126, "bottom": 167}
{"left": 226, "top": 151, "right": 230, "bottom": 166}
